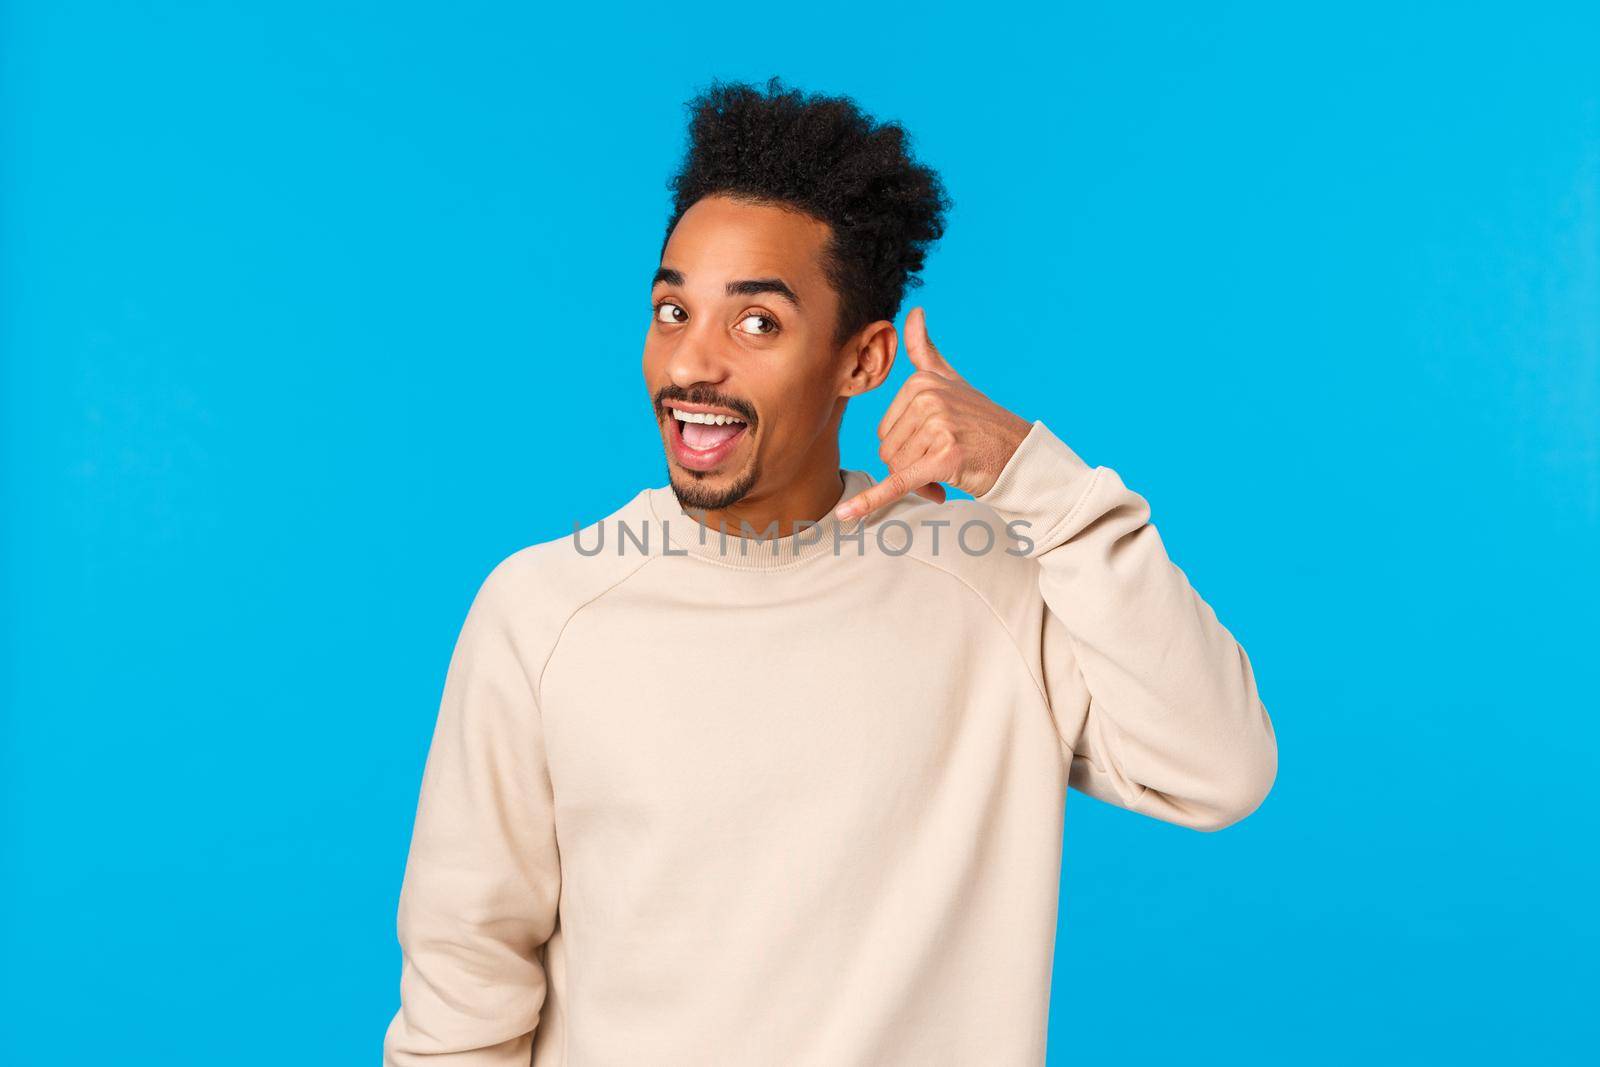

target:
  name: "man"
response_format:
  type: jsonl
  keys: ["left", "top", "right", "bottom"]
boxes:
{"left": 383, "top": 76, "right": 1277, "bottom": 1066}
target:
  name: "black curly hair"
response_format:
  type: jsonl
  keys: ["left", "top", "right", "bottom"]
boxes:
{"left": 663, "top": 76, "right": 952, "bottom": 349}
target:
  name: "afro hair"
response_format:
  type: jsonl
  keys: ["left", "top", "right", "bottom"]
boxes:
{"left": 663, "top": 76, "right": 952, "bottom": 348}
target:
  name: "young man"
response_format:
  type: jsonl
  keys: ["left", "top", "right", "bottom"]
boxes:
{"left": 383, "top": 77, "right": 1277, "bottom": 1066}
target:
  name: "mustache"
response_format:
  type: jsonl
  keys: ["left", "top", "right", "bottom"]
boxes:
{"left": 653, "top": 387, "right": 758, "bottom": 427}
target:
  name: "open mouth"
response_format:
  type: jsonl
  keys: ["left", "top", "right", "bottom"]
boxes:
{"left": 667, "top": 407, "right": 751, "bottom": 472}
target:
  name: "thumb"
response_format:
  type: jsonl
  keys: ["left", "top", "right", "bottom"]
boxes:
{"left": 904, "top": 306, "right": 960, "bottom": 380}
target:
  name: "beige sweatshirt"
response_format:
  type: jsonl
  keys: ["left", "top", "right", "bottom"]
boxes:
{"left": 381, "top": 419, "right": 1277, "bottom": 1066}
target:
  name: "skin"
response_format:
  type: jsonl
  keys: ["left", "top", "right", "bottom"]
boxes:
{"left": 643, "top": 193, "right": 1032, "bottom": 538}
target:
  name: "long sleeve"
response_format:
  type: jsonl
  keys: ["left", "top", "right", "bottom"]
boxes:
{"left": 383, "top": 561, "right": 563, "bottom": 1063}
{"left": 976, "top": 419, "right": 1278, "bottom": 832}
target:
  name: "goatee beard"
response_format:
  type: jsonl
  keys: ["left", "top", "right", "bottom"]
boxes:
{"left": 668, "top": 459, "right": 761, "bottom": 515}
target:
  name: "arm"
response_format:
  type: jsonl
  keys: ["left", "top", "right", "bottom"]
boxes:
{"left": 977, "top": 420, "right": 1278, "bottom": 831}
{"left": 383, "top": 561, "right": 562, "bottom": 1063}
{"left": 831, "top": 307, "right": 1276, "bottom": 832}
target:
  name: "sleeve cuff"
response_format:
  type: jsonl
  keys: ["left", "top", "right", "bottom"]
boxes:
{"left": 973, "top": 419, "right": 1101, "bottom": 555}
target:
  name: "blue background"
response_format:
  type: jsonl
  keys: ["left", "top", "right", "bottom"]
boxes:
{"left": 3, "top": 3, "right": 1595, "bottom": 1063}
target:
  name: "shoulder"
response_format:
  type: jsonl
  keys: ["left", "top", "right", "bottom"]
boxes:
{"left": 868, "top": 492, "right": 1043, "bottom": 630}
{"left": 470, "top": 488, "right": 660, "bottom": 639}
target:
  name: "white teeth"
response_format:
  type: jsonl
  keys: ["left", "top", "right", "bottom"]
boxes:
{"left": 672, "top": 409, "right": 746, "bottom": 426}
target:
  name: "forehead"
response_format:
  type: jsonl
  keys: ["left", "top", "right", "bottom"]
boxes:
{"left": 660, "top": 195, "right": 833, "bottom": 299}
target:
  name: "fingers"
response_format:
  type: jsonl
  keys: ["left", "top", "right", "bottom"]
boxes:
{"left": 877, "top": 308, "right": 963, "bottom": 439}
{"left": 835, "top": 448, "right": 948, "bottom": 521}
{"left": 833, "top": 487, "right": 871, "bottom": 521}
{"left": 836, "top": 307, "right": 962, "bottom": 522}
{"left": 876, "top": 366, "right": 943, "bottom": 440}
{"left": 877, "top": 394, "right": 929, "bottom": 470}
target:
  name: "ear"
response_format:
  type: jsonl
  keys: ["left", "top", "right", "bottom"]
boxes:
{"left": 838, "top": 320, "right": 898, "bottom": 398}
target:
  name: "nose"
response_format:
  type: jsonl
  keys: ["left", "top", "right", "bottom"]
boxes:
{"left": 663, "top": 320, "right": 734, "bottom": 392}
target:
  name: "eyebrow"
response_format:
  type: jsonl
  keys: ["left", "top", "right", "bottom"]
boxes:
{"left": 651, "top": 267, "right": 802, "bottom": 309}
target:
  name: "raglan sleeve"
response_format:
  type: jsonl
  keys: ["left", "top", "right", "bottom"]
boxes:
{"left": 383, "top": 558, "right": 563, "bottom": 1063}
{"left": 976, "top": 420, "right": 1278, "bottom": 832}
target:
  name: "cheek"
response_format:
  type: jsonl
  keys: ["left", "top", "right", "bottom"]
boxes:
{"left": 640, "top": 334, "right": 666, "bottom": 380}
{"left": 759, "top": 376, "right": 836, "bottom": 440}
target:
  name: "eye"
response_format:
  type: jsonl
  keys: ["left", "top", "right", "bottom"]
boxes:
{"left": 736, "top": 312, "right": 779, "bottom": 336}
{"left": 654, "top": 301, "right": 687, "bottom": 324}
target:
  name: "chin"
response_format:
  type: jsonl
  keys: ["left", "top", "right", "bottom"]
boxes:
{"left": 668, "top": 459, "right": 760, "bottom": 512}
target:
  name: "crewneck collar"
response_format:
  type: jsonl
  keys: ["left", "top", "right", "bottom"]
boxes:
{"left": 645, "top": 469, "right": 876, "bottom": 571}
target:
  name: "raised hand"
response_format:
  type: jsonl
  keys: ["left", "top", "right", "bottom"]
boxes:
{"left": 835, "top": 306, "right": 1033, "bottom": 521}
